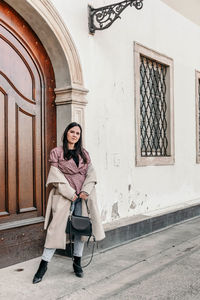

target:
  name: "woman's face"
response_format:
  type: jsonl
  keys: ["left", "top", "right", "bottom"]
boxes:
{"left": 67, "top": 126, "right": 81, "bottom": 146}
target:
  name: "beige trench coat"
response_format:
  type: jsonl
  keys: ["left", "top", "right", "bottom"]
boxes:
{"left": 44, "top": 164, "right": 105, "bottom": 249}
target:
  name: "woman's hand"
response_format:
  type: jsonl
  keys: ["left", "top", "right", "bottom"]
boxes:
{"left": 72, "top": 194, "right": 78, "bottom": 202}
{"left": 79, "top": 192, "right": 89, "bottom": 200}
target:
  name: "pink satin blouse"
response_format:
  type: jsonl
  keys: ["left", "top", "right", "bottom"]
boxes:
{"left": 49, "top": 146, "right": 91, "bottom": 194}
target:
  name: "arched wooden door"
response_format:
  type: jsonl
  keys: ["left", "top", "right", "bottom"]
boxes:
{"left": 0, "top": 0, "right": 56, "bottom": 268}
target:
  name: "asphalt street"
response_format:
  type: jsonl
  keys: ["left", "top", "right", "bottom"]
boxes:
{"left": 1, "top": 216, "right": 200, "bottom": 300}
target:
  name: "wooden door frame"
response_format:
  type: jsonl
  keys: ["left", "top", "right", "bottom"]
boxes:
{"left": 0, "top": 1, "right": 56, "bottom": 267}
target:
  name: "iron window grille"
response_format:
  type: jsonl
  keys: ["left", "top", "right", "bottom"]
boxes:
{"left": 134, "top": 43, "right": 174, "bottom": 167}
{"left": 140, "top": 55, "right": 168, "bottom": 157}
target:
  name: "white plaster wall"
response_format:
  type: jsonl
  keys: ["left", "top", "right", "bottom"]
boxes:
{"left": 161, "top": 0, "right": 200, "bottom": 27}
{"left": 50, "top": 0, "right": 200, "bottom": 223}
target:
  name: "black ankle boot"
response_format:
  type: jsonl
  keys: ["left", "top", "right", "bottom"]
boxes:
{"left": 32, "top": 260, "right": 48, "bottom": 284}
{"left": 73, "top": 256, "right": 83, "bottom": 278}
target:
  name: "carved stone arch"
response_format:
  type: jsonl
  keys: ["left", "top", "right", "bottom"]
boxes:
{"left": 4, "top": 0, "right": 88, "bottom": 142}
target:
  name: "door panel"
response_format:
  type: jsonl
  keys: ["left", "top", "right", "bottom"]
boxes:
{"left": 0, "top": 90, "right": 8, "bottom": 216}
{"left": 0, "top": 24, "right": 36, "bottom": 100}
{"left": 0, "top": 0, "right": 56, "bottom": 267}
{"left": 0, "top": 60, "right": 41, "bottom": 221}
{"left": 17, "top": 106, "right": 36, "bottom": 212}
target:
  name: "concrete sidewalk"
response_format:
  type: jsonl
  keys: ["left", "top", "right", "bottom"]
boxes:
{"left": 1, "top": 216, "right": 200, "bottom": 300}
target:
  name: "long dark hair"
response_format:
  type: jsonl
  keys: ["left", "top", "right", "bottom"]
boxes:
{"left": 62, "top": 122, "right": 88, "bottom": 164}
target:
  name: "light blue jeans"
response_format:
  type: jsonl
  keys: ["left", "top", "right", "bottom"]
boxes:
{"left": 42, "top": 198, "right": 84, "bottom": 262}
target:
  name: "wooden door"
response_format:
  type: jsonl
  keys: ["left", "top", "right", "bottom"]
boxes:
{"left": 0, "top": 0, "right": 56, "bottom": 268}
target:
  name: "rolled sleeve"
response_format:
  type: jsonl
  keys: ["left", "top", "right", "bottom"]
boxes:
{"left": 49, "top": 148, "right": 59, "bottom": 167}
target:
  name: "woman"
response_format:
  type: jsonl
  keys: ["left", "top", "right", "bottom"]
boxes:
{"left": 33, "top": 122, "right": 105, "bottom": 284}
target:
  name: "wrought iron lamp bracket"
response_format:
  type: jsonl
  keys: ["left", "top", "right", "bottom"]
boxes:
{"left": 88, "top": 0, "right": 143, "bottom": 34}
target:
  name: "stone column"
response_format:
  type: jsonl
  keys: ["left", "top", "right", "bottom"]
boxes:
{"left": 55, "top": 85, "right": 88, "bottom": 145}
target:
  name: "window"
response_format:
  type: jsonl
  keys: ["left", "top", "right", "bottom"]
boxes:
{"left": 196, "top": 71, "right": 200, "bottom": 163}
{"left": 134, "top": 43, "right": 174, "bottom": 166}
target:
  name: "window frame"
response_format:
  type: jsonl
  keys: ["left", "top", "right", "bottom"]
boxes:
{"left": 134, "top": 42, "right": 174, "bottom": 166}
{"left": 195, "top": 70, "right": 200, "bottom": 163}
